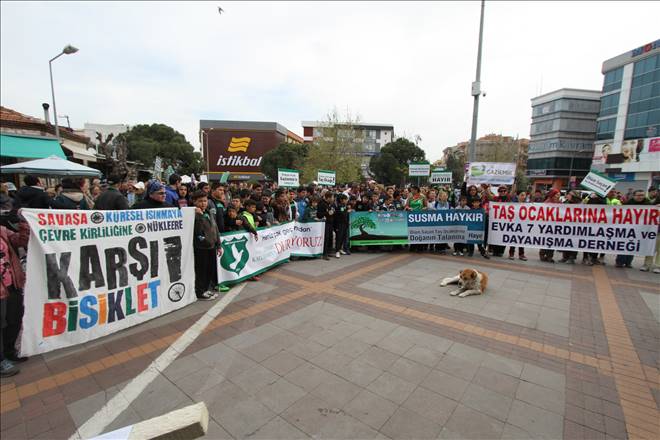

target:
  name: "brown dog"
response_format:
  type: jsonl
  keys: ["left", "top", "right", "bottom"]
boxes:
{"left": 440, "top": 268, "right": 488, "bottom": 297}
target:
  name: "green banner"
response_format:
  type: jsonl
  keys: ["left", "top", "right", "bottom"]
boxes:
{"left": 349, "top": 211, "right": 408, "bottom": 245}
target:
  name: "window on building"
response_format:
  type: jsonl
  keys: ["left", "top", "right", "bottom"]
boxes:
{"left": 602, "top": 67, "right": 623, "bottom": 93}
{"left": 596, "top": 117, "right": 616, "bottom": 140}
{"left": 625, "top": 54, "right": 660, "bottom": 139}
{"left": 527, "top": 157, "right": 592, "bottom": 171}
{"left": 598, "top": 92, "right": 620, "bottom": 117}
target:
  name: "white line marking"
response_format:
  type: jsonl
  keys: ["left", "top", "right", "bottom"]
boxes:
{"left": 72, "top": 284, "right": 245, "bottom": 440}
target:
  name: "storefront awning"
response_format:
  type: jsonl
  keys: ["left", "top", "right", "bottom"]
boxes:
{"left": 0, "top": 134, "right": 66, "bottom": 159}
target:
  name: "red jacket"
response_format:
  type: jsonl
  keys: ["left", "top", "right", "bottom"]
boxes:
{"left": 0, "top": 223, "right": 29, "bottom": 299}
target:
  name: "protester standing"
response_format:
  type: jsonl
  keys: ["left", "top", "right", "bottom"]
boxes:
{"left": 615, "top": 190, "right": 649, "bottom": 268}
{"left": 191, "top": 191, "right": 220, "bottom": 300}
{"left": 317, "top": 192, "right": 336, "bottom": 260}
{"left": 539, "top": 189, "right": 560, "bottom": 263}
{"left": 94, "top": 176, "right": 129, "bottom": 210}
{"left": 132, "top": 181, "right": 174, "bottom": 209}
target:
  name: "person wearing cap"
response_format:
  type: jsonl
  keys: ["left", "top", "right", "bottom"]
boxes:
{"left": 93, "top": 175, "right": 129, "bottom": 210}
{"left": 132, "top": 180, "right": 174, "bottom": 209}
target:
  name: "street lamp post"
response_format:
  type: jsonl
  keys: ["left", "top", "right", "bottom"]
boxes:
{"left": 49, "top": 44, "right": 78, "bottom": 142}
{"left": 468, "top": 0, "right": 486, "bottom": 164}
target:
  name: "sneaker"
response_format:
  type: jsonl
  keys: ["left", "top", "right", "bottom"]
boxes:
{"left": 452, "top": 252, "right": 459, "bottom": 256}
{"left": 653, "top": 267, "right": 660, "bottom": 274}
{"left": 344, "top": 250, "right": 352, "bottom": 255}
{"left": 586, "top": 260, "right": 594, "bottom": 266}
{"left": 519, "top": 255, "right": 528, "bottom": 261}
{"left": 481, "top": 252, "right": 491, "bottom": 260}
{"left": 197, "top": 291, "right": 215, "bottom": 301}
{"left": 467, "top": 252, "right": 474, "bottom": 257}
{"left": 340, "top": 250, "right": 347, "bottom": 255}
{"left": 0, "top": 359, "right": 19, "bottom": 378}
{"left": 459, "top": 252, "right": 464, "bottom": 256}
{"left": 640, "top": 266, "right": 650, "bottom": 272}
{"left": 508, "top": 255, "right": 515, "bottom": 260}
{"left": 335, "top": 252, "right": 341, "bottom": 258}
{"left": 6, "top": 353, "right": 28, "bottom": 363}
{"left": 218, "top": 285, "right": 230, "bottom": 292}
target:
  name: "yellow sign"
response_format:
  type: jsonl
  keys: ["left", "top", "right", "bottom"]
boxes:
{"left": 228, "top": 137, "right": 251, "bottom": 152}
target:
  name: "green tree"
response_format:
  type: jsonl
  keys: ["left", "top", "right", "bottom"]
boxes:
{"left": 261, "top": 142, "right": 309, "bottom": 181}
{"left": 120, "top": 123, "right": 203, "bottom": 176}
{"left": 300, "top": 109, "right": 363, "bottom": 184}
{"left": 369, "top": 137, "right": 426, "bottom": 185}
{"left": 445, "top": 149, "right": 465, "bottom": 184}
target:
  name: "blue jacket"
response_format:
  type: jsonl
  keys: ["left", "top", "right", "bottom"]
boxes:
{"left": 165, "top": 186, "right": 179, "bottom": 206}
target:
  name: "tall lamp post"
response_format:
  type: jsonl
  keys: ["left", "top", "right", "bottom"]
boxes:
{"left": 49, "top": 44, "right": 78, "bottom": 142}
{"left": 468, "top": 0, "right": 486, "bottom": 164}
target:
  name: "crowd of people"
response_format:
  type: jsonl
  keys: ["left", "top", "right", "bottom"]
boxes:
{"left": 1, "top": 173, "right": 659, "bottom": 377}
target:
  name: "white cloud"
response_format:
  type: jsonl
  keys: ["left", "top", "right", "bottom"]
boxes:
{"left": 2, "top": 1, "right": 658, "bottom": 161}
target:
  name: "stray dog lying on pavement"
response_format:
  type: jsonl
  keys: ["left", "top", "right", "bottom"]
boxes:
{"left": 440, "top": 268, "right": 488, "bottom": 297}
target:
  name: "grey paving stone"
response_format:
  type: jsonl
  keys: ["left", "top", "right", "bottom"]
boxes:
{"left": 241, "top": 331, "right": 301, "bottom": 362}
{"left": 173, "top": 365, "right": 227, "bottom": 398}
{"left": 446, "top": 342, "right": 488, "bottom": 363}
{"left": 441, "top": 404, "right": 505, "bottom": 439}
{"left": 375, "top": 335, "right": 416, "bottom": 356}
{"left": 367, "top": 371, "right": 417, "bottom": 404}
{"left": 403, "top": 345, "right": 445, "bottom": 368}
{"left": 284, "top": 361, "right": 335, "bottom": 392}
{"left": 336, "top": 358, "right": 384, "bottom": 387}
{"left": 199, "top": 380, "right": 249, "bottom": 415}
{"left": 224, "top": 323, "right": 282, "bottom": 350}
{"left": 472, "top": 366, "right": 520, "bottom": 398}
{"left": 332, "top": 336, "right": 372, "bottom": 358}
{"left": 380, "top": 406, "right": 443, "bottom": 440}
{"left": 499, "top": 422, "right": 534, "bottom": 440}
{"left": 436, "top": 354, "right": 480, "bottom": 381}
{"left": 213, "top": 396, "right": 276, "bottom": 438}
{"left": 246, "top": 416, "right": 309, "bottom": 439}
{"left": 194, "top": 343, "right": 258, "bottom": 378}
{"left": 262, "top": 350, "right": 307, "bottom": 376}
{"left": 359, "top": 346, "right": 400, "bottom": 370}
{"left": 255, "top": 377, "right": 307, "bottom": 414}
{"left": 461, "top": 383, "right": 513, "bottom": 422}
{"left": 542, "top": 296, "right": 571, "bottom": 312}
{"left": 515, "top": 381, "right": 565, "bottom": 415}
{"left": 506, "top": 399, "right": 564, "bottom": 439}
{"left": 387, "top": 357, "right": 432, "bottom": 385}
{"left": 402, "top": 386, "right": 458, "bottom": 425}
{"left": 351, "top": 327, "right": 389, "bottom": 345}
{"left": 520, "top": 363, "right": 565, "bottom": 393}
{"left": 343, "top": 389, "right": 398, "bottom": 430}
{"left": 420, "top": 369, "right": 470, "bottom": 401}
{"left": 640, "top": 291, "right": 660, "bottom": 323}
{"left": 288, "top": 321, "right": 326, "bottom": 338}
{"left": 480, "top": 352, "right": 524, "bottom": 378}
{"left": 309, "top": 328, "right": 349, "bottom": 347}
{"left": 310, "top": 348, "right": 354, "bottom": 374}
{"left": 231, "top": 363, "right": 279, "bottom": 395}
{"left": 281, "top": 394, "right": 334, "bottom": 436}
{"left": 130, "top": 374, "right": 194, "bottom": 420}
{"left": 316, "top": 410, "right": 380, "bottom": 439}
{"left": 200, "top": 419, "right": 234, "bottom": 439}
{"left": 67, "top": 384, "right": 127, "bottom": 428}
{"left": 311, "top": 374, "right": 362, "bottom": 408}
{"left": 286, "top": 339, "right": 327, "bottom": 361}
{"left": 163, "top": 354, "right": 207, "bottom": 382}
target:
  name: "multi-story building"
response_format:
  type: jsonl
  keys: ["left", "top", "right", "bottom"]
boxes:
{"left": 301, "top": 121, "right": 394, "bottom": 175}
{"left": 592, "top": 39, "right": 660, "bottom": 191}
{"left": 200, "top": 120, "right": 303, "bottom": 181}
{"left": 528, "top": 89, "right": 601, "bottom": 191}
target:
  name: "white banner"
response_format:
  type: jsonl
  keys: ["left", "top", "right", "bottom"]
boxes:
{"left": 218, "top": 221, "right": 324, "bottom": 283}
{"left": 317, "top": 170, "right": 336, "bottom": 186}
{"left": 429, "top": 172, "right": 452, "bottom": 184}
{"left": 467, "top": 162, "right": 516, "bottom": 185}
{"left": 580, "top": 171, "right": 616, "bottom": 197}
{"left": 20, "top": 208, "right": 196, "bottom": 356}
{"left": 488, "top": 203, "right": 659, "bottom": 256}
{"left": 278, "top": 168, "right": 299, "bottom": 187}
{"left": 409, "top": 163, "right": 431, "bottom": 177}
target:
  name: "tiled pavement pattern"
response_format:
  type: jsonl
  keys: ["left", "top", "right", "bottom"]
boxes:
{"left": 1, "top": 252, "right": 659, "bottom": 439}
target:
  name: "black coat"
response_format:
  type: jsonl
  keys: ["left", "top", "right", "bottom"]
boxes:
{"left": 132, "top": 197, "right": 174, "bottom": 210}
{"left": 208, "top": 197, "right": 225, "bottom": 233}
{"left": 94, "top": 188, "right": 129, "bottom": 210}
{"left": 16, "top": 186, "right": 51, "bottom": 209}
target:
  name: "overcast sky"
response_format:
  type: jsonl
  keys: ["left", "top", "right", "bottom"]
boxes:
{"left": 2, "top": 1, "right": 658, "bottom": 161}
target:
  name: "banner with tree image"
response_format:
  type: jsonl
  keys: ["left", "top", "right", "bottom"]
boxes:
{"left": 349, "top": 211, "right": 409, "bottom": 245}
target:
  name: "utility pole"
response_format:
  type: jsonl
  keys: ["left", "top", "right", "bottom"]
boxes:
{"left": 468, "top": 0, "right": 485, "bottom": 164}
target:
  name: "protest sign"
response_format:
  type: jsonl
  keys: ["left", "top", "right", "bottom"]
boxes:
{"left": 429, "top": 172, "right": 452, "bottom": 185}
{"left": 218, "top": 221, "right": 324, "bottom": 284}
{"left": 488, "top": 203, "right": 659, "bottom": 256}
{"left": 408, "top": 209, "right": 484, "bottom": 244}
{"left": 317, "top": 170, "right": 336, "bottom": 186}
{"left": 580, "top": 171, "right": 617, "bottom": 197}
{"left": 349, "top": 211, "right": 408, "bottom": 245}
{"left": 466, "top": 162, "right": 516, "bottom": 185}
{"left": 278, "top": 168, "right": 299, "bottom": 187}
{"left": 409, "top": 162, "right": 431, "bottom": 177}
{"left": 20, "top": 208, "right": 196, "bottom": 356}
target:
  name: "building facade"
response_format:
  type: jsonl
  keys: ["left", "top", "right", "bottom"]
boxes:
{"left": 591, "top": 39, "right": 660, "bottom": 191}
{"left": 301, "top": 121, "right": 394, "bottom": 175}
{"left": 528, "top": 89, "right": 601, "bottom": 191}
{"left": 200, "top": 120, "right": 302, "bottom": 181}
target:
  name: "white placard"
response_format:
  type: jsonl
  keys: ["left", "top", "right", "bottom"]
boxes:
{"left": 429, "top": 172, "right": 452, "bottom": 185}
{"left": 409, "top": 163, "right": 431, "bottom": 177}
{"left": 466, "top": 162, "right": 516, "bottom": 185}
{"left": 20, "top": 208, "right": 196, "bottom": 356}
{"left": 278, "top": 168, "right": 300, "bottom": 187}
{"left": 317, "top": 170, "right": 336, "bottom": 186}
{"left": 580, "top": 171, "right": 617, "bottom": 197}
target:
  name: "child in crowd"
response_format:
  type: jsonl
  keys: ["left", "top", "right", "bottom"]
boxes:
{"left": 192, "top": 191, "right": 220, "bottom": 300}
{"left": 452, "top": 196, "right": 470, "bottom": 256}
{"left": 464, "top": 198, "right": 490, "bottom": 259}
{"left": 334, "top": 194, "right": 351, "bottom": 257}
